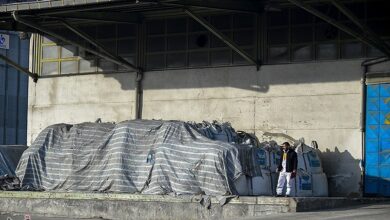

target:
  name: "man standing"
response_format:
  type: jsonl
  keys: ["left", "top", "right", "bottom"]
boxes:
{"left": 276, "top": 142, "right": 298, "bottom": 197}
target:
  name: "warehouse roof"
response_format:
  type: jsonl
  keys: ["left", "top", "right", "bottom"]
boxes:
{"left": 0, "top": 0, "right": 388, "bottom": 82}
{"left": 0, "top": 0, "right": 116, "bottom": 12}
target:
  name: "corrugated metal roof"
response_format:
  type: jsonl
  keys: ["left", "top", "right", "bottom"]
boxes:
{"left": 0, "top": 0, "right": 257, "bottom": 32}
{"left": 0, "top": 0, "right": 117, "bottom": 12}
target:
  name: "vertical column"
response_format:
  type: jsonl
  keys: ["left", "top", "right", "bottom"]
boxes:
{"left": 0, "top": 44, "right": 6, "bottom": 144}
{"left": 17, "top": 37, "right": 29, "bottom": 145}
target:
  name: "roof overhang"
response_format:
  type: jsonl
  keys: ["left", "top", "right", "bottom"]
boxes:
{"left": 0, "top": 0, "right": 268, "bottom": 78}
{"left": 0, "top": 0, "right": 389, "bottom": 82}
{"left": 0, "top": 0, "right": 269, "bottom": 38}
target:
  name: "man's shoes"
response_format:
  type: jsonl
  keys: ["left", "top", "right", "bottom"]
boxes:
{"left": 275, "top": 194, "right": 282, "bottom": 197}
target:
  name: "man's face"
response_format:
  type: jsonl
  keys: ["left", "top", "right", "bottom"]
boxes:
{"left": 282, "top": 144, "right": 289, "bottom": 151}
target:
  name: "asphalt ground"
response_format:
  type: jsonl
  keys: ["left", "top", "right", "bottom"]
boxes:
{"left": 237, "top": 202, "right": 390, "bottom": 220}
{"left": 1, "top": 202, "right": 389, "bottom": 220}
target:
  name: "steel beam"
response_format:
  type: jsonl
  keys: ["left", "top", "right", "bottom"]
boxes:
{"left": 12, "top": 11, "right": 140, "bottom": 72}
{"left": 48, "top": 12, "right": 143, "bottom": 24}
{"left": 362, "top": 56, "right": 390, "bottom": 67}
{"left": 0, "top": 54, "right": 38, "bottom": 82}
{"left": 184, "top": 8, "right": 260, "bottom": 67}
{"left": 60, "top": 20, "right": 136, "bottom": 70}
{"left": 287, "top": 0, "right": 390, "bottom": 57}
{"left": 331, "top": 0, "right": 390, "bottom": 53}
{"left": 161, "top": 0, "right": 263, "bottom": 13}
{"left": 0, "top": 21, "right": 36, "bottom": 32}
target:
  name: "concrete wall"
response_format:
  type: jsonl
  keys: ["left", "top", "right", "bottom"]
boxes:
{"left": 27, "top": 73, "right": 137, "bottom": 144}
{"left": 28, "top": 59, "right": 365, "bottom": 196}
{"left": 0, "top": 192, "right": 294, "bottom": 219}
{"left": 1, "top": 192, "right": 388, "bottom": 219}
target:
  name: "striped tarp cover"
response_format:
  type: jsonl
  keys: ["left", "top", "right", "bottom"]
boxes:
{"left": 0, "top": 145, "right": 27, "bottom": 177}
{"left": 16, "top": 120, "right": 244, "bottom": 196}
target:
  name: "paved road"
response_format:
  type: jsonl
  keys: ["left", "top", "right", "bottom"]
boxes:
{"left": 2, "top": 203, "right": 389, "bottom": 220}
{"left": 240, "top": 203, "right": 390, "bottom": 220}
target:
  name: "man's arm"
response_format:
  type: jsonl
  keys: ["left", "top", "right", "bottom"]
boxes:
{"left": 293, "top": 152, "right": 298, "bottom": 171}
{"left": 291, "top": 152, "right": 298, "bottom": 178}
{"left": 277, "top": 151, "right": 283, "bottom": 172}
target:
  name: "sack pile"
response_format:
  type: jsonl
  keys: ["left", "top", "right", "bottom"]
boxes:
{"left": 231, "top": 139, "right": 328, "bottom": 197}
{"left": 194, "top": 123, "right": 329, "bottom": 197}
{"left": 188, "top": 121, "right": 238, "bottom": 143}
{"left": 294, "top": 142, "right": 328, "bottom": 197}
{"left": 2, "top": 120, "right": 328, "bottom": 197}
{"left": 232, "top": 141, "right": 281, "bottom": 196}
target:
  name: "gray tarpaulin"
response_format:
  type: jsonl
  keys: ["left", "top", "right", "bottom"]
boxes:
{"left": 0, "top": 145, "right": 27, "bottom": 190}
{"left": 0, "top": 145, "right": 27, "bottom": 176}
{"left": 16, "top": 120, "right": 245, "bottom": 196}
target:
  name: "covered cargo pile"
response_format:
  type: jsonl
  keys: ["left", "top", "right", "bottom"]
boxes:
{"left": 15, "top": 120, "right": 328, "bottom": 197}
{"left": 16, "top": 120, "right": 244, "bottom": 196}
{"left": 0, "top": 145, "right": 27, "bottom": 190}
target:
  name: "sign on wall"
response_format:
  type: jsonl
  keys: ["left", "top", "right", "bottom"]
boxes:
{"left": 0, "top": 33, "right": 10, "bottom": 49}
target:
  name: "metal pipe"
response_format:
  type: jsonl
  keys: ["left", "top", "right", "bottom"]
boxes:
{"left": 42, "top": 12, "right": 142, "bottom": 24}
{"left": 331, "top": 0, "right": 390, "bottom": 53}
{"left": 361, "top": 56, "right": 390, "bottom": 67}
{"left": 287, "top": 0, "right": 390, "bottom": 58}
{"left": 12, "top": 11, "right": 140, "bottom": 72}
{"left": 360, "top": 64, "right": 367, "bottom": 196}
{"left": 60, "top": 20, "right": 138, "bottom": 70}
{"left": 60, "top": 20, "right": 117, "bottom": 61}
{"left": 0, "top": 54, "right": 38, "bottom": 82}
{"left": 135, "top": 22, "right": 145, "bottom": 120}
{"left": 184, "top": 8, "right": 260, "bottom": 67}
{"left": 135, "top": 71, "right": 143, "bottom": 120}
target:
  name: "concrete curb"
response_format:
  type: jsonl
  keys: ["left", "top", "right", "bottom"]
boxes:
{"left": 0, "top": 192, "right": 388, "bottom": 219}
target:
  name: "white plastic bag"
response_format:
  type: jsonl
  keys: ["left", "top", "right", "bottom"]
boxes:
{"left": 234, "top": 175, "right": 250, "bottom": 196}
{"left": 312, "top": 173, "right": 328, "bottom": 197}
{"left": 295, "top": 169, "right": 313, "bottom": 197}
{"left": 295, "top": 143, "right": 323, "bottom": 174}
{"left": 251, "top": 169, "right": 273, "bottom": 196}
{"left": 254, "top": 147, "right": 270, "bottom": 169}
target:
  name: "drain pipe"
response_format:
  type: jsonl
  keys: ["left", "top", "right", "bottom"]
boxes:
{"left": 135, "top": 71, "right": 144, "bottom": 120}
{"left": 360, "top": 56, "right": 390, "bottom": 196}
{"left": 360, "top": 63, "right": 368, "bottom": 197}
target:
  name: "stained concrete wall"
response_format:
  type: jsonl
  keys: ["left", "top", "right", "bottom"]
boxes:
{"left": 142, "top": 60, "right": 363, "bottom": 196}
{"left": 27, "top": 73, "right": 137, "bottom": 144}
{"left": 0, "top": 192, "right": 293, "bottom": 219}
{"left": 28, "top": 59, "right": 365, "bottom": 196}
